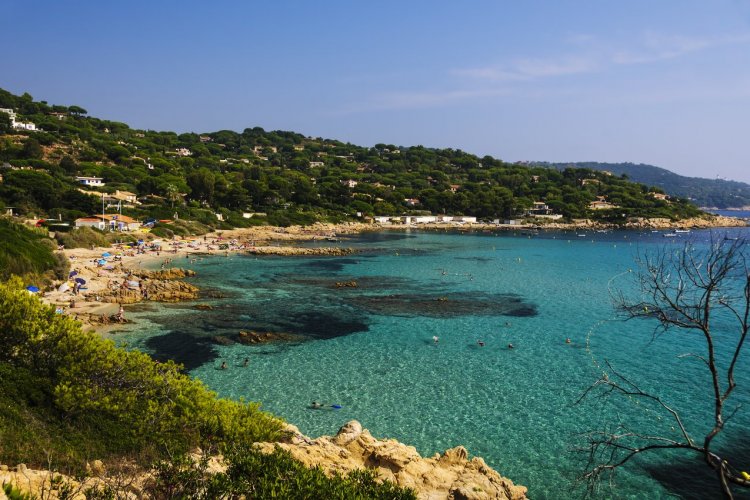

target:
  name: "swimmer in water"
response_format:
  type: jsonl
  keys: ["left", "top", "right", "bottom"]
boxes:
{"left": 432, "top": 335, "right": 439, "bottom": 344}
{"left": 477, "top": 340, "right": 485, "bottom": 347}
{"left": 311, "top": 401, "right": 322, "bottom": 409}
{"left": 220, "top": 361, "right": 227, "bottom": 370}
{"left": 508, "top": 343, "right": 514, "bottom": 349}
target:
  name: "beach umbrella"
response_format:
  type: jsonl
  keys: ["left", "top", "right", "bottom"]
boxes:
{"left": 102, "top": 252, "right": 112, "bottom": 257}
{"left": 74, "top": 277, "right": 87, "bottom": 285}
{"left": 68, "top": 270, "right": 78, "bottom": 278}
{"left": 98, "top": 259, "right": 107, "bottom": 265}
{"left": 26, "top": 285, "right": 40, "bottom": 293}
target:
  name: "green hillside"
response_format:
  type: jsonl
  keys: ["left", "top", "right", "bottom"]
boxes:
{"left": 0, "top": 88, "right": 702, "bottom": 225}
{"left": 0, "top": 218, "right": 64, "bottom": 280}
{"left": 536, "top": 161, "right": 750, "bottom": 209}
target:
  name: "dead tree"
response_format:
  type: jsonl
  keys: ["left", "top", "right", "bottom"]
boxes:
{"left": 577, "top": 236, "right": 750, "bottom": 499}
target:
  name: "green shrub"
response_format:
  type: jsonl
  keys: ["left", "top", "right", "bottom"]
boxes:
{"left": 0, "top": 277, "right": 284, "bottom": 470}
{"left": 149, "top": 447, "right": 416, "bottom": 500}
{"left": 55, "top": 226, "right": 109, "bottom": 249}
{"left": 0, "top": 219, "right": 56, "bottom": 280}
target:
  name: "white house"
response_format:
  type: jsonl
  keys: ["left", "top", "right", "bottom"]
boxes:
{"left": 175, "top": 148, "right": 193, "bottom": 157}
{"left": 75, "top": 217, "right": 107, "bottom": 230}
{"left": 341, "top": 179, "right": 358, "bottom": 188}
{"left": 12, "top": 121, "right": 38, "bottom": 131}
{"left": 309, "top": 161, "right": 325, "bottom": 168}
{"left": 373, "top": 216, "right": 393, "bottom": 224}
{"left": 75, "top": 176, "right": 105, "bottom": 187}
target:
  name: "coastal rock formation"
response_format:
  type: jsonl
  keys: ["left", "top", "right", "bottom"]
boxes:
{"left": 1, "top": 422, "right": 526, "bottom": 500}
{"left": 132, "top": 268, "right": 197, "bottom": 280}
{"left": 256, "top": 421, "right": 528, "bottom": 500}
{"left": 98, "top": 279, "right": 199, "bottom": 304}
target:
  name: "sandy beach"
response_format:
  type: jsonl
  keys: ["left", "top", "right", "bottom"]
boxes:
{"left": 39, "top": 222, "right": 370, "bottom": 332}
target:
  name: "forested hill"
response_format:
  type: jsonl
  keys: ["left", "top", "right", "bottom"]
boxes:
{"left": 0, "top": 88, "right": 702, "bottom": 227}
{"left": 535, "top": 162, "right": 750, "bottom": 209}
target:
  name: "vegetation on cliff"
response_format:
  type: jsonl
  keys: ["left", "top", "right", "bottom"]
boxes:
{"left": 0, "top": 88, "right": 702, "bottom": 227}
{"left": 537, "top": 161, "right": 750, "bottom": 209}
{"left": 0, "top": 218, "right": 67, "bottom": 281}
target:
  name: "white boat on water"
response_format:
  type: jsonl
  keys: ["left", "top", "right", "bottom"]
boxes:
{"left": 674, "top": 229, "right": 691, "bottom": 233}
{"left": 663, "top": 233, "right": 677, "bottom": 238}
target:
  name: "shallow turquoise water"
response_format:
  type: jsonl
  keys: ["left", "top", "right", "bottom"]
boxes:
{"left": 113, "top": 229, "right": 750, "bottom": 499}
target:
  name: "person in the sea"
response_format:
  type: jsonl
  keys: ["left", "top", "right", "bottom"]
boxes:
{"left": 242, "top": 357, "right": 249, "bottom": 367}
{"left": 432, "top": 335, "right": 439, "bottom": 344}
{"left": 311, "top": 401, "right": 322, "bottom": 409}
{"left": 220, "top": 361, "right": 227, "bottom": 370}
{"left": 477, "top": 340, "right": 485, "bottom": 347}
{"left": 508, "top": 343, "right": 514, "bottom": 349}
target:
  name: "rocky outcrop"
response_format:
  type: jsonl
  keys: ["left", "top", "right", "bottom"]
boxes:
{"left": 256, "top": 421, "right": 528, "bottom": 500}
{"left": 132, "top": 268, "right": 197, "bottom": 280}
{"left": 99, "top": 279, "right": 199, "bottom": 304}
{"left": 1, "top": 422, "right": 526, "bottom": 500}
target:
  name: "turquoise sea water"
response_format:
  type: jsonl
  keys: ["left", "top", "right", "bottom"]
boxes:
{"left": 112, "top": 228, "right": 750, "bottom": 499}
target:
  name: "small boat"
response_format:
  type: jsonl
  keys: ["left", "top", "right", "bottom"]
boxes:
{"left": 663, "top": 233, "right": 677, "bottom": 238}
{"left": 674, "top": 229, "right": 691, "bottom": 233}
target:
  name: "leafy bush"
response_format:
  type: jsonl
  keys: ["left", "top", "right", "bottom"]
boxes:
{"left": 54, "top": 226, "right": 109, "bottom": 249}
{"left": 0, "top": 278, "right": 284, "bottom": 470}
{"left": 0, "top": 218, "right": 56, "bottom": 280}
{"left": 148, "top": 446, "right": 416, "bottom": 500}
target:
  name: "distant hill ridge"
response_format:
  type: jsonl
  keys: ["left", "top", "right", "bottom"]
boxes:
{"left": 0, "top": 87, "right": 705, "bottom": 223}
{"left": 534, "top": 162, "right": 750, "bottom": 209}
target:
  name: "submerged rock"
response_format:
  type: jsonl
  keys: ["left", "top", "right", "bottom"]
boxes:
{"left": 257, "top": 420, "right": 528, "bottom": 500}
{"left": 334, "top": 280, "right": 358, "bottom": 288}
{"left": 212, "top": 335, "right": 236, "bottom": 346}
{"left": 237, "top": 330, "right": 302, "bottom": 344}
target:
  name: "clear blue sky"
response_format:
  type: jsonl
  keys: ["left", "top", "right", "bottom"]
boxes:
{"left": 3, "top": 0, "right": 750, "bottom": 182}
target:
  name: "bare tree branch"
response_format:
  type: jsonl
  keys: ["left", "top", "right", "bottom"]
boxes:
{"left": 579, "top": 234, "right": 750, "bottom": 499}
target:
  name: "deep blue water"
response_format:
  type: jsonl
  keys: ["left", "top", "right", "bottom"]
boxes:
{"left": 112, "top": 228, "right": 750, "bottom": 499}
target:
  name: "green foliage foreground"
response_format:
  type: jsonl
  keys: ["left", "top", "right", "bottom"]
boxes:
{"left": 0, "top": 278, "right": 414, "bottom": 498}
{"left": 0, "top": 276, "right": 284, "bottom": 469}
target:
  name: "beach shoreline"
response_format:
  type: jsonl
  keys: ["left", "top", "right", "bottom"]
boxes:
{"left": 39, "top": 214, "right": 745, "bottom": 332}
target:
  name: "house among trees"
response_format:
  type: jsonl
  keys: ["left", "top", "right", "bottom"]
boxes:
{"left": 589, "top": 195, "right": 619, "bottom": 210}
{"left": 75, "top": 176, "right": 105, "bottom": 187}
{"left": 527, "top": 201, "right": 553, "bottom": 216}
{"left": 0, "top": 107, "right": 38, "bottom": 131}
